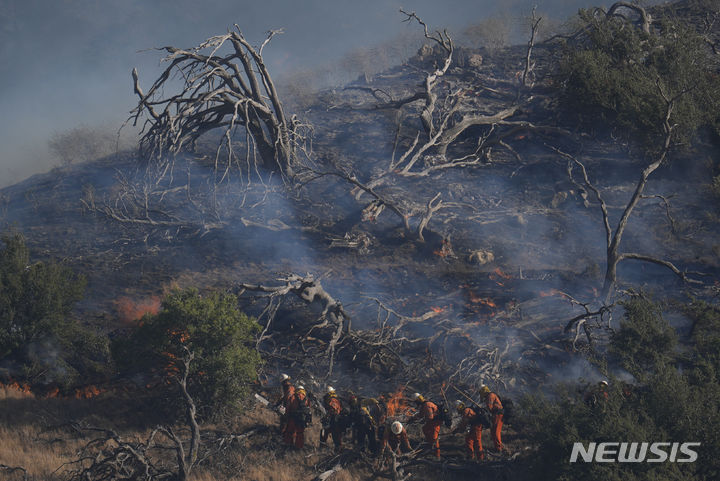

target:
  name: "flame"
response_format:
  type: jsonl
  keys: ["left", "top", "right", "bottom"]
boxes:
{"left": 539, "top": 288, "right": 571, "bottom": 300}
{"left": 115, "top": 296, "right": 161, "bottom": 323}
{"left": 170, "top": 329, "right": 190, "bottom": 344}
{"left": 431, "top": 306, "right": 445, "bottom": 313}
{"left": 75, "top": 385, "right": 103, "bottom": 399}
{"left": 468, "top": 292, "right": 497, "bottom": 308}
{"left": 45, "top": 387, "right": 60, "bottom": 398}
{"left": 385, "top": 388, "right": 414, "bottom": 418}
{"left": 0, "top": 380, "right": 32, "bottom": 395}
{"left": 0, "top": 381, "right": 106, "bottom": 400}
{"left": 433, "top": 239, "right": 454, "bottom": 257}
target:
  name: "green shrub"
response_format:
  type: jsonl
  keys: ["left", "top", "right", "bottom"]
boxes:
{"left": 557, "top": 10, "right": 720, "bottom": 155}
{"left": 0, "top": 232, "right": 101, "bottom": 387}
{"left": 610, "top": 297, "right": 677, "bottom": 380}
{"left": 520, "top": 297, "right": 720, "bottom": 480}
{"left": 113, "top": 288, "right": 262, "bottom": 419}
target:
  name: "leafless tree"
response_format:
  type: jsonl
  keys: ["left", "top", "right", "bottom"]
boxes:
{"left": 551, "top": 84, "right": 706, "bottom": 338}
{"left": 64, "top": 349, "right": 201, "bottom": 481}
{"left": 128, "top": 26, "right": 310, "bottom": 183}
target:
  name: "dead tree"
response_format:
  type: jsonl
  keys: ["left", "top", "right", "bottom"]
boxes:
{"left": 553, "top": 81, "right": 704, "bottom": 314}
{"left": 65, "top": 349, "right": 201, "bottom": 481}
{"left": 237, "top": 274, "right": 351, "bottom": 376}
{"left": 129, "top": 27, "right": 308, "bottom": 182}
{"left": 521, "top": 6, "right": 542, "bottom": 89}
{"left": 605, "top": 2, "right": 652, "bottom": 34}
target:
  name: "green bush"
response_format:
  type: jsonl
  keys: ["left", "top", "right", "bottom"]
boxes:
{"left": 557, "top": 10, "right": 720, "bottom": 155}
{"left": 0, "top": 232, "right": 102, "bottom": 387}
{"left": 113, "top": 288, "right": 262, "bottom": 418}
{"left": 519, "top": 297, "right": 720, "bottom": 480}
{"left": 610, "top": 297, "right": 677, "bottom": 380}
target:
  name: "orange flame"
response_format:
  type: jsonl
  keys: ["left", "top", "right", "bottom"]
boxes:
{"left": 115, "top": 296, "right": 161, "bottom": 323}
{"left": 433, "top": 239, "right": 454, "bottom": 257}
{"left": 75, "top": 385, "right": 103, "bottom": 399}
{"left": 539, "top": 289, "right": 571, "bottom": 300}
{"left": 468, "top": 292, "right": 497, "bottom": 308}
{"left": 45, "top": 387, "right": 60, "bottom": 398}
{"left": 0, "top": 380, "right": 32, "bottom": 394}
{"left": 431, "top": 306, "right": 446, "bottom": 313}
{"left": 386, "top": 388, "right": 413, "bottom": 418}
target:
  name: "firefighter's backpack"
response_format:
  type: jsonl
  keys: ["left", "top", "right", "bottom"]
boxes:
{"left": 499, "top": 396, "right": 514, "bottom": 424}
{"left": 293, "top": 403, "right": 312, "bottom": 428}
{"left": 436, "top": 402, "right": 452, "bottom": 428}
{"left": 469, "top": 406, "right": 491, "bottom": 428}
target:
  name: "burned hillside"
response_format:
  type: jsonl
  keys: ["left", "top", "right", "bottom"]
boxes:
{"left": 1, "top": 1, "right": 720, "bottom": 480}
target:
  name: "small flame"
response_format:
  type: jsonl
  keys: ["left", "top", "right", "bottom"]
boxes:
{"left": 115, "top": 296, "right": 161, "bottom": 323}
{"left": 468, "top": 292, "right": 497, "bottom": 308}
{"left": 75, "top": 385, "right": 103, "bottom": 399}
{"left": 433, "top": 239, "right": 454, "bottom": 258}
{"left": 431, "top": 306, "right": 445, "bottom": 313}
{"left": 386, "top": 388, "right": 414, "bottom": 418}
{"left": 0, "top": 380, "right": 32, "bottom": 395}
{"left": 539, "top": 288, "right": 571, "bottom": 300}
{"left": 45, "top": 387, "right": 60, "bottom": 398}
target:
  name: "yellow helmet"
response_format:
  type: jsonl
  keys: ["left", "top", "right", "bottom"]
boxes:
{"left": 456, "top": 400, "right": 466, "bottom": 413}
{"left": 480, "top": 385, "right": 491, "bottom": 397}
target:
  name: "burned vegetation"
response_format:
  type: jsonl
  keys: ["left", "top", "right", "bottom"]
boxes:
{"left": 1, "top": 1, "right": 720, "bottom": 480}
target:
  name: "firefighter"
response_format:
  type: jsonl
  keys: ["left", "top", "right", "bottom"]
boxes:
{"left": 452, "top": 400, "right": 485, "bottom": 460}
{"left": 320, "top": 386, "right": 345, "bottom": 450}
{"left": 274, "top": 374, "right": 295, "bottom": 435}
{"left": 410, "top": 392, "right": 442, "bottom": 459}
{"left": 353, "top": 405, "right": 378, "bottom": 453}
{"left": 380, "top": 420, "right": 412, "bottom": 455}
{"left": 375, "top": 393, "right": 391, "bottom": 444}
{"left": 583, "top": 380, "right": 609, "bottom": 407}
{"left": 480, "top": 385, "right": 504, "bottom": 453}
{"left": 285, "top": 385, "right": 311, "bottom": 449}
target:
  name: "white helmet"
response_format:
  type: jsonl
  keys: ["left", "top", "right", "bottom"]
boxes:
{"left": 391, "top": 421, "right": 403, "bottom": 435}
{"left": 327, "top": 386, "right": 335, "bottom": 393}
{"left": 297, "top": 385, "right": 305, "bottom": 391}
{"left": 280, "top": 373, "right": 290, "bottom": 382}
{"left": 411, "top": 392, "right": 424, "bottom": 402}
{"left": 599, "top": 380, "right": 609, "bottom": 387}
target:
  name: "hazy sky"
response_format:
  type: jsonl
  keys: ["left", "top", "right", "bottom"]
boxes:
{"left": 0, "top": 0, "right": 656, "bottom": 187}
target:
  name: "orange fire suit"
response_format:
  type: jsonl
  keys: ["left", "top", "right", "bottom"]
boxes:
{"left": 284, "top": 391, "right": 310, "bottom": 449}
{"left": 486, "top": 392, "right": 504, "bottom": 452}
{"left": 454, "top": 407, "right": 484, "bottom": 460}
{"left": 380, "top": 425, "right": 412, "bottom": 454}
{"left": 321, "top": 395, "right": 344, "bottom": 449}
{"left": 275, "top": 382, "right": 295, "bottom": 433}
{"left": 413, "top": 401, "right": 442, "bottom": 458}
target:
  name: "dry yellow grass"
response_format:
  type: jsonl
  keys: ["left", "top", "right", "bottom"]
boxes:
{"left": 0, "top": 387, "right": 377, "bottom": 481}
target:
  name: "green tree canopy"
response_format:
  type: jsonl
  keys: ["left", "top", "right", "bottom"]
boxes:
{"left": 558, "top": 8, "right": 720, "bottom": 155}
{"left": 520, "top": 296, "right": 720, "bottom": 480}
{"left": 0, "top": 232, "right": 100, "bottom": 387}
{"left": 113, "top": 288, "right": 262, "bottom": 418}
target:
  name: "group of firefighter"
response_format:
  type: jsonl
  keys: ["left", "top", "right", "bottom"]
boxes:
{"left": 274, "top": 373, "right": 506, "bottom": 461}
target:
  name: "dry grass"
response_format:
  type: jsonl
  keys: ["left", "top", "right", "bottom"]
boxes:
{"left": 0, "top": 385, "right": 164, "bottom": 480}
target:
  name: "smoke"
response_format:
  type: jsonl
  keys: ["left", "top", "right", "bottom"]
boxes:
{"left": 0, "top": 0, "right": 666, "bottom": 187}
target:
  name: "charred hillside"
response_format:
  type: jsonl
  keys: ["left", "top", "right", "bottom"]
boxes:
{"left": 1, "top": 1, "right": 720, "bottom": 480}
